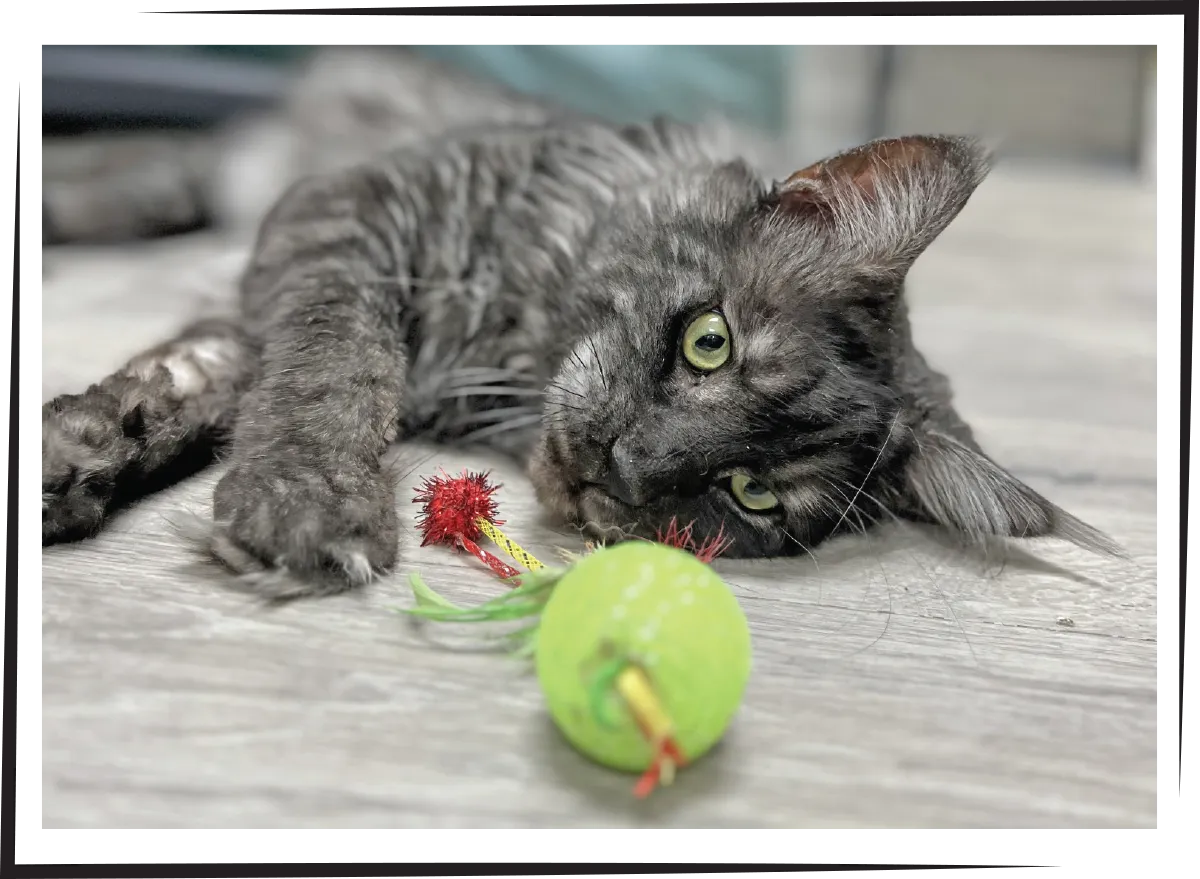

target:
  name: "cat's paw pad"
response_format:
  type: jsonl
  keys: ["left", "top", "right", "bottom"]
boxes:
{"left": 42, "top": 393, "right": 138, "bottom": 545}
{"left": 209, "top": 461, "right": 399, "bottom": 598}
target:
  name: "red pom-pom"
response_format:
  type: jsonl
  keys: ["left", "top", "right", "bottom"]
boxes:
{"left": 413, "top": 470, "right": 505, "bottom": 548}
{"left": 655, "top": 517, "right": 733, "bottom": 564}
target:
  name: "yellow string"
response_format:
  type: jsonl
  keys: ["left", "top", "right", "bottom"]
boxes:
{"left": 614, "top": 665, "right": 678, "bottom": 790}
{"left": 614, "top": 666, "right": 674, "bottom": 745}
{"left": 476, "top": 518, "right": 544, "bottom": 571}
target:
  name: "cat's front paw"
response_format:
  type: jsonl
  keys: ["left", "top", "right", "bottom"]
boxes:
{"left": 209, "top": 459, "right": 399, "bottom": 599}
{"left": 42, "top": 393, "right": 138, "bottom": 544}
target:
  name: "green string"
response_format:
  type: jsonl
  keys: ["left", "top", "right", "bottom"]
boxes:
{"left": 399, "top": 568, "right": 566, "bottom": 656}
{"left": 404, "top": 564, "right": 638, "bottom": 729}
{"left": 587, "top": 657, "right": 630, "bottom": 730}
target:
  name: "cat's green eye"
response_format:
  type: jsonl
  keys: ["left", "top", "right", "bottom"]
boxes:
{"left": 682, "top": 311, "right": 731, "bottom": 371}
{"left": 730, "top": 473, "right": 779, "bottom": 512}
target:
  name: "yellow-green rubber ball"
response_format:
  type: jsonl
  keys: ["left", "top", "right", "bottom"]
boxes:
{"left": 534, "top": 541, "right": 752, "bottom": 773}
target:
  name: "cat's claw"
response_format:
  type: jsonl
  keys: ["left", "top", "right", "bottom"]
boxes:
{"left": 207, "top": 460, "right": 399, "bottom": 598}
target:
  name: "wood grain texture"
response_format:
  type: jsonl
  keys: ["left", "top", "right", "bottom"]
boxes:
{"left": 41, "top": 167, "right": 1157, "bottom": 829}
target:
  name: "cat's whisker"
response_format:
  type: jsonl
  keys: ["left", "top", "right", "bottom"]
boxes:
{"left": 446, "top": 366, "right": 535, "bottom": 382}
{"left": 824, "top": 474, "right": 900, "bottom": 525}
{"left": 813, "top": 476, "right": 879, "bottom": 538}
{"left": 571, "top": 352, "right": 591, "bottom": 382}
{"left": 450, "top": 405, "right": 540, "bottom": 427}
{"left": 546, "top": 380, "right": 588, "bottom": 401}
{"left": 810, "top": 472, "right": 984, "bottom": 672}
{"left": 458, "top": 412, "right": 545, "bottom": 444}
{"left": 815, "top": 474, "right": 855, "bottom": 509}
{"left": 781, "top": 530, "right": 821, "bottom": 571}
{"left": 834, "top": 527, "right": 897, "bottom": 661}
{"left": 828, "top": 410, "right": 901, "bottom": 539}
{"left": 547, "top": 396, "right": 579, "bottom": 412}
{"left": 439, "top": 386, "right": 545, "bottom": 399}
{"left": 585, "top": 337, "right": 610, "bottom": 392}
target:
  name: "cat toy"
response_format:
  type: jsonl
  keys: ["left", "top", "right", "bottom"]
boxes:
{"left": 406, "top": 471, "right": 752, "bottom": 798}
{"left": 412, "top": 469, "right": 545, "bottom": 581}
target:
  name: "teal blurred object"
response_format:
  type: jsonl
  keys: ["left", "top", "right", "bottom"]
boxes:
{"left": 418, "top": 46, "right": 787, "bottom": 132}
{"left": 186, "top": 45, "right": 788, "bottom": 133}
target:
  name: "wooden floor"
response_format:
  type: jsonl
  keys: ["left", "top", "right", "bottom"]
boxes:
{"left": 40, "top": 165, "right": 1157, "bottom": 829}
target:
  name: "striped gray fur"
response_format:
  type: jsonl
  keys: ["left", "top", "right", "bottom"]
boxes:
{"left": 41, "top": 50, "right": 1121, "bottom": 597}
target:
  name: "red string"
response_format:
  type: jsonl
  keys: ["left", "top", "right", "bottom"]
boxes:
{"left": 456, "top": 535, "right": 521, "bottom": 581}
{"left": 630, "top": 734, "right": 688, "bottom": 799}
{"left": 633, "top": 762, "right": 661, "bottom": 799}
{"left": 655, "top": 516, "right": 733, "bottom": 563}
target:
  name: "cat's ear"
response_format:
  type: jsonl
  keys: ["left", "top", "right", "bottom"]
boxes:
{"left": 770, "top": 135, "right": 992, "bottom": 276}
{"left": 900, "top": 429, "right": 1127, "bottom": 557}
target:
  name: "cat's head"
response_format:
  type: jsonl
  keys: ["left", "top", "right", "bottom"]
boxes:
{"left": 529, "top": 135, "right": 1121, "bottom": 558}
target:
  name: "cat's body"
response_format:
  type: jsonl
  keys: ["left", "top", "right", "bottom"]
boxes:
{"left": 42, "top": 49, "right": 1120, "bottom": 597}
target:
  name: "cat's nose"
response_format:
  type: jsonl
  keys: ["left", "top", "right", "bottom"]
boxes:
{"left": 605, "top": 438, "right": 648, "bottom": 507}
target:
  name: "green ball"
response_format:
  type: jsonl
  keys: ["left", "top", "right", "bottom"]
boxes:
{"left": 534, "top": 541, "right": 752, "bottom": 773}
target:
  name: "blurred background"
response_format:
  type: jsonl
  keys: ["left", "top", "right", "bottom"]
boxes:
{"left": 42, "top": 44, "right": 1156, "bottom": 181}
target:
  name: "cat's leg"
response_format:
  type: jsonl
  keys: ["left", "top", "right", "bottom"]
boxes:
{"left": 206, "top": 178, "right": 408, "bottom": 598}
{"left": 207, "top": 297, "right": 405, "bottom": 597}
{"left": 42, "top": 318, "right": 255, "bottom": 543}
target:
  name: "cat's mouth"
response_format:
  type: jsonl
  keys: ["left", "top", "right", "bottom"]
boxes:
{"left": 528, "top": 426, "right": 654, "bottom": 544}
{"left": 574, "top": 485, "right": 652, "bottom": 540}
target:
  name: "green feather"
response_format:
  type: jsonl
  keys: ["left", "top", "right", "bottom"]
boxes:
{"left": 400, "top": 566, "right": 568, "bottom": 626}
{"left": 408, "top": 572, "right": 464, "bottom": 611}
{"left": 504, "top": 623, "right": 541, "bottom": 660}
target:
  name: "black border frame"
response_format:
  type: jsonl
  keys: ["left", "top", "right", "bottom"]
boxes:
{"left": 11, "top": 12, "right": 1190, "bottom": 864}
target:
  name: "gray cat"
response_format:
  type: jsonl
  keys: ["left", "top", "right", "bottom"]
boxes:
{"left": 41, "top": 48, "right": 1121, "bottom": 598}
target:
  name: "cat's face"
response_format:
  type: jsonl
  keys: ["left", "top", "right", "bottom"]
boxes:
{"left": 530, "top": 135, "right": 1118, "bottom": 561}
{"left": 529, "top": 135, "right": 1121, "bottom": 559}
{"left": 529, "top": 159, "right": 911, "bottom": 556}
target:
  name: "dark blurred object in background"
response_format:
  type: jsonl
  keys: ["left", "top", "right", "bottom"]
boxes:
{"left": 43, "top": 44, "right": 1155, "bottom": 178}
{"left": 42, "top": 45, "right": 787, "bottom": 135}
{"left": 42, "top": 46, "right": 294, "bottom": 134}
